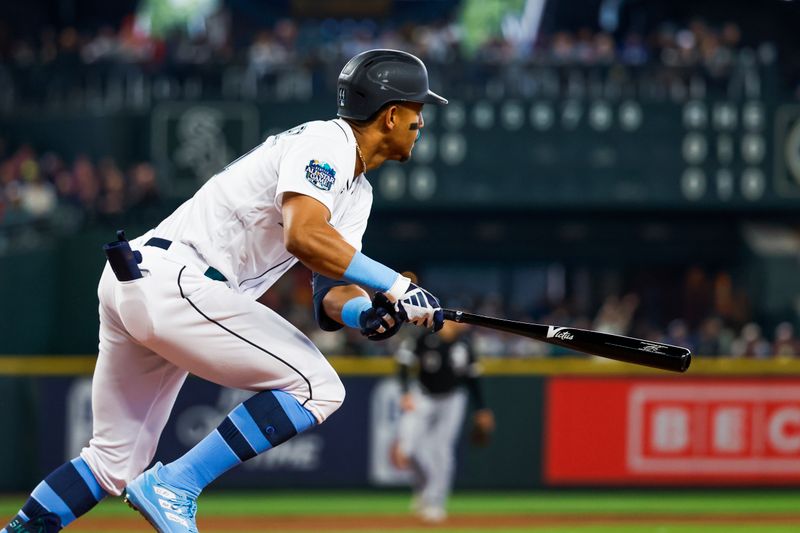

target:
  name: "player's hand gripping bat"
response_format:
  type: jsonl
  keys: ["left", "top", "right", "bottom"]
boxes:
{"left": 442, "top": 309, "right": 691, "bottom": 372}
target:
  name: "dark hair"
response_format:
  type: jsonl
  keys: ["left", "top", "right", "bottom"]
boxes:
{"left": 342, "top": 100, "right": 400, "bottom": 128}
{"left": 341, "top": 101, "right": 398, "bottom": 128}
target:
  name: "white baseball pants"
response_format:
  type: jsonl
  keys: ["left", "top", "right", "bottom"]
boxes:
{"left": 80, "top": 237, "right": 345, "bottom": 495}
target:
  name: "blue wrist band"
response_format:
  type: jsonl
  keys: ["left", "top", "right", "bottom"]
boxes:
{"left": 341, "top": 296, "right": 372, "bottom": 328}
{"left": 342, "top": 251, "right": 400, "bottom": 291}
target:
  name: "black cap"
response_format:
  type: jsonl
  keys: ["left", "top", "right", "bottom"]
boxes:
{"left": 336, "top": 49, "right": 448, "bottom": 121}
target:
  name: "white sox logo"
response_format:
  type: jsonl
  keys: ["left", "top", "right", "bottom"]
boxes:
{"left": 546, "top": 326, "right": 574, "bottom": 341}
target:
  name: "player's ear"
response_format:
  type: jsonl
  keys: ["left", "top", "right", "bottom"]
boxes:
{"left": 383, "top": 105, "right": 399, "bottom": 131}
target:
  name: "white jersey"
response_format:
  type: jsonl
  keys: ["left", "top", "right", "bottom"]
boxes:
{"left": 152, "top": 118, "right": 373, "bottom": 297}
{"left": 88, "top": 118, "right": 360, "bottom": 494}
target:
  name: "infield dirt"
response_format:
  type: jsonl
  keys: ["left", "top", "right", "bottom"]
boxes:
{"left": 67, "top": 512, "right": 800, "bottom": 531}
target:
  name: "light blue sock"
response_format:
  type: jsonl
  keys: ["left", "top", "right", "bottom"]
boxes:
{"left": 3, "top": 457, "right": 106, "bottom": 531}
{"left": 158, "top": 390, "right": 316, "bottom": 496}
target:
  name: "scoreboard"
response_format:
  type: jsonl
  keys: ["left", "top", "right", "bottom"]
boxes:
{"left": 7, "top": 62, "right": 800, "bottom": 211}
{"left": 373, "top": 98, "right": 800, "bottom": 210}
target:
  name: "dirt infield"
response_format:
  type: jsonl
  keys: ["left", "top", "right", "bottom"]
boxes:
{"left": 70, "top": 513, "right": 800, "bottom": 531}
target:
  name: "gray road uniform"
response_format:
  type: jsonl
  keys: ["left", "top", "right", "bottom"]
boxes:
{"left": 395, "top": 331, "right": 485, "bottom": 513}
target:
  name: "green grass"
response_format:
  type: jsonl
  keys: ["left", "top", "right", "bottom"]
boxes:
{"left": 1, "top": 491, "right": 799, "bottom": 532}
{"left": 0, "top": 490, "right": 786, "bottom": 516}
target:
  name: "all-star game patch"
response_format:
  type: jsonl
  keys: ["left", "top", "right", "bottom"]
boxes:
{"left": 305, "top": 160, "right": 336, "bottom": 191}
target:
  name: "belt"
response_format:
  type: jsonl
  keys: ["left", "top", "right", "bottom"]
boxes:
{"left": 144, "top": 238, "right": 228, "bottom": 282}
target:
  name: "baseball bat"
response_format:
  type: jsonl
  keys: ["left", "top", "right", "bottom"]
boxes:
{"left": 442, "top": 309, "right": 691, "bottom": 372}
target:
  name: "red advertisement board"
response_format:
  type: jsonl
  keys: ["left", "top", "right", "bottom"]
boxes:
{"left": 545, "top": 378, "right": 800, "bottom": 485}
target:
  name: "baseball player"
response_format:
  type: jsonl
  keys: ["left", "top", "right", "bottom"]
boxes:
{"left": 3, "top": 49, "right": 447, "bottom": 533}
{"left": 391, "top": 320, "right": 495, "bottom": 523}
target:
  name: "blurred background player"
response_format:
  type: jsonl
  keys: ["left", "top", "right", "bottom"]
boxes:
{"left": 391, "top": 319, "right": 495, "bottom": 523}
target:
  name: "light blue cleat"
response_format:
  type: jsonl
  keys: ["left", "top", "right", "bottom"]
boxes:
{"left": 124, "top": 462, "right": 199, "bottom": 533}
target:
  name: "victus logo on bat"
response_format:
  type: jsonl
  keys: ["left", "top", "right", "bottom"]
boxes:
{"left": 627, "top": 383, "right": 800, "bottom": 475}
{"left": 546, "top": 326, "right": 574, "bottom": 340}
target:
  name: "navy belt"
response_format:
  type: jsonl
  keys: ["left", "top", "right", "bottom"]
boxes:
{"left": 144, "top": 238, "right": 228, "bottom": 282}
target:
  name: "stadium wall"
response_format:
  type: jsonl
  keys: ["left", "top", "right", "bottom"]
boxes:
{"left": 2, "top": 359, "right": 800, "bottom": 491}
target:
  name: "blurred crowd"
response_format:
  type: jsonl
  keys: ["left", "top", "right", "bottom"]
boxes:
{"left": 2, "top": 137, "right": 797, "bottom": 359}
{"left": 2, "top": 139, "right": 797, "bottom": 359}
{"left": 0, "top": 10, "right": 757, "bottom": 72}
{"left": 0, "top": 6, "right": 794, "bottom": 359}
{"left": 0, "top": 10, "right": 772, "bottom": 113}
{"left": 0, "top": 140, "right": 161, "bottom": 228}
{"left": 478, "top": 19, "right": 753, "bottom": 72}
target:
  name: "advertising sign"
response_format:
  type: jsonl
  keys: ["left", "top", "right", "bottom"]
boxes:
{"left": 546, "top": 378, "right": 800, "bottom": 485}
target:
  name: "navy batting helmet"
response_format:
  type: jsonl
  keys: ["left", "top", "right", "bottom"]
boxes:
{"left": 336, "top": 49, "right": 448, "bottom": 121}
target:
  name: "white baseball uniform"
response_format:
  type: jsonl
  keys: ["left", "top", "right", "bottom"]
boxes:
{"left": 82, "top": 118, "right": 371, "bottom": 495}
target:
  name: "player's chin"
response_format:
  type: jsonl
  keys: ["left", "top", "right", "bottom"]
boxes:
{"left": 398, "top": 147, "right": 414, "bottom": 162}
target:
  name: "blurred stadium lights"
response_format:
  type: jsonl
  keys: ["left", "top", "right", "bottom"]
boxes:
{"left": 134, "top": 0, "right": 221, "bottom": 38}
{"left": 500, "top": 0, "right": 548, "bottom": 54}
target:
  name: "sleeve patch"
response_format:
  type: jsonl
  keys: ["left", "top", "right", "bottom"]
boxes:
{"left": 305, "top": 160, "right": 336, "bottom": 191}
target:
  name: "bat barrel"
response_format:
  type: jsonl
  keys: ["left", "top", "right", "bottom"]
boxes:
{"left": 442, "top": 308, "right": 692, "bottom": 373}
{"left": 546, "top": 330, "right": 692, "bottom": 373}
{"left": 587, "top": 344, "right": 691, "bottom": 373}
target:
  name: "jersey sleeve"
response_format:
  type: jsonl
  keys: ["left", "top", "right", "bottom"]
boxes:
{"left": 274, "top": 137, "right": 350, "bottom": 217}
